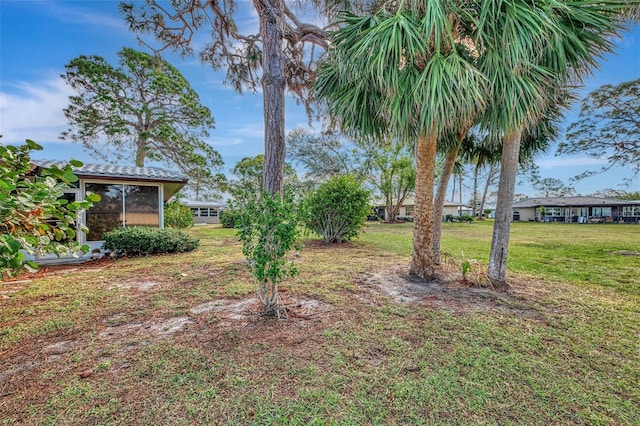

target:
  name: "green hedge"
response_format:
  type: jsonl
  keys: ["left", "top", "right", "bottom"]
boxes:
{"left": 102, "top": 227, "right": 199, "bottom": 256}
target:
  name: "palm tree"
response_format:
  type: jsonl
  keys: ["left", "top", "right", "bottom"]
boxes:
{"left": 478, "top": 1, "right": 632, "bottom": 287}
{"left": 314, "top": 3, "right": 485, "bottom": 280}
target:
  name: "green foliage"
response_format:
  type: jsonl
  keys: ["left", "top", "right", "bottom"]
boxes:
{"left": 227, "top": 155, "right": 300, "bottom": 198}
{"left": 102, "top": 227, "right": 199, "bottom": 256}
{"left": 234, "top": 190, "right": 304, "bottom": 317}
{"left": 61, "top": 47, "right": 223, "bottom": 189}
{"left": 0, "top": 140, "right": 99, "bottom": 278}
{"left": 306, "top": 175, "right": 370, "bottom": 243}
{"left": 559, "top": 79, "right": 640, "bottom": 176}
{"left": 164, "top": 201, "right": 194, "bottom": 229}
{"left": 219, "top": 209, "right": 240, "bottom": 228}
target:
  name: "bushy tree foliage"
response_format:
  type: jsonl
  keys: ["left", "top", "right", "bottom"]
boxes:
{"left": 227, "top": 155, "right": 300, "bottom": 199}
{"left": 164, "top": 200, "right": 195, "bottom": 229}
{"left": 559, "top": 78, "right": 640, "bottom": 177}
{"left": 0, "top": 140, "right": 99, "bottom": 277}
{"left": 286, "top": 128, "right": 366, "bottom": 181}
{"left": 61, "top": 47, "right": 223, "bottom": 190}
{"left": 306, "top": 175, "right": 370, "bottom": 243}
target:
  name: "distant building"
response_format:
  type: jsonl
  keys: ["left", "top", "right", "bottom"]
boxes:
{"left": 373, "top": 198, "right": 471, "bottom": 221}
{"left": 181, "top": 200, "right": 226, "bottom": 224}
{"left": 512, "top": 196, "right": 640, "bottom": 223}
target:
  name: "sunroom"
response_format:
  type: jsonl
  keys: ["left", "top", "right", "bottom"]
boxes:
{"left": 30, "top": 161, "right": 188, "bottom": 261}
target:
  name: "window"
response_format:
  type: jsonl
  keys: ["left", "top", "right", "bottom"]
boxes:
{"left": 405, "top": 206, "right": 414, "bottom": 216}
{"left": 190, "top": 208, "right": 199, "bottom": 217}
{"left": 592, "top": 207, "right": 612, "bottom": 217}
{"left": 623, "top": 206, "right": 640, "bottom": 217}
{"left": 200, "top": 208, "right": 210, "bottom": 217}
{"left": 85, "top": 183, "right": 159, "bottom": 241}
{"left": 211, "top": 209, "right": 219, "bottom": 217}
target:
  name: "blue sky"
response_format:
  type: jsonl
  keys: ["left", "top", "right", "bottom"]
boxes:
{"left": 1, "top": 0, "right": 639, "bottom": 200}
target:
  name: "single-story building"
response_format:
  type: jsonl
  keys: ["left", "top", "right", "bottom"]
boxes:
{"left": 373, "top": 198, "right": 472, "bottom": 221}
{"left": 28, "top": 160, "right": 188, "bottom": 263}
{"left": 181, "top": 200, "right": 226, "bottom": 224}
{"left": 512, "top": 196, "right": 640, "bottom": 223}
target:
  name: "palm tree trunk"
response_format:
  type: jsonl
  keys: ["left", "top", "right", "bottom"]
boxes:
{"left": 255, "top": 0, "right": 285, "bottom": 196}
{"left": 488, "top": 130, "right": 522, "bottom": 288}
{"left": 410, "top": 133, "right": 438, "bottom": 280}
{"left": 431, "top": 145, "right": 459, "bottom": 263}
{"left": 472, "top": 164, "right": 479, "bottom": 217}
{"left": 478, "top": 163, "right": 495, "bottom": 219}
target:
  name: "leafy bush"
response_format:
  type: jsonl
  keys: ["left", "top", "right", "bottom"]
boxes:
{"left": 164, "top": 200, "right": 194, "bottom": 229}
{"left": 234, "top": 190, "right": 304, "bottom": 318}
{"left": 306, "top": 175, "right": 370, "bottom": 243}
{"left": 102, "top": 227, "right": 199, "bottom": 256}
{"left": 0, "top": 139, "right": 99, "bottom": 278}
{"left": 220, "top": 209, "right": 239, "bottom": 228}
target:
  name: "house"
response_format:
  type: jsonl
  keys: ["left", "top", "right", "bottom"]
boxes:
{"left": 512, "top": 196, "right": 640, "bottom": 223}
{"left": 28, "top": 160, "right": 188, "bottom": 263}
{"left": 181, "top": 200, "right": 226, "bottom": 224}
{"left": 373, "top": 197, "right": 472, "bottom": 221}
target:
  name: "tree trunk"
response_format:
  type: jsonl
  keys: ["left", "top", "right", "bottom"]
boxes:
{"left": 472, "top": 164, "right": 479, "bottom": 217}
{"left": 255, "top": 0, "right": 285, "bottom": 196}
{"left": 410, "top": 133, "right": 438, "bottom": 280}
{"left": 431, "top": 145, "right": 459, "bottom": 263}
{"left": 478, "top": 163, "right": 495, "bottom": 219}
{"left": 135, "top": 138, "right": 146, "bottom": 167}
{"left": 488, "top": 130, "right": 522, "bottom": 288}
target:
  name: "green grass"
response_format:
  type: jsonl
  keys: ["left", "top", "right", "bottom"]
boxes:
{"left": 362, "top": 220, "right": 640, "bottom": 295}
{"left": 1, "top": 222, "right": 639, "bottom": 424}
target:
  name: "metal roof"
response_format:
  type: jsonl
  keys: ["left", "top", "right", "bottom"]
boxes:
{"left": 513, "top": 196, "right": 640, "bottom": 208}
{"left": 32, "top": 160, "right": 188, "bottom": 183}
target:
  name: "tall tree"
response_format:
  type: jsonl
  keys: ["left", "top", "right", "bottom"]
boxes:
{"left": 120, "top": 1, "right": 339, "bottom": 195}
{"left": 481, "top": 2, "right": 631, "bottom": 286}
{"left": 362, "top": 139, "right": 415, "bottom": 223}
{"left": 532, "top": 177, "right": 576, "bottom": 198}
{"left": 286, "top": 128, "right": 365, "bottom": 181}
{"left": 558, "top": 78, "right": 640, "bottom": 177}
{"left": 227, "top": 155, "right": 299, "bottom": 198}
{"left": 314, "top": 4, "right": 485, "bottom": 280}
{"left": 61, "top": 47, "right": 223, "bottom": 188}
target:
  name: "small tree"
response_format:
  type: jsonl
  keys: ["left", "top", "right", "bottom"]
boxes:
{"left": 306, "top": 175, "right": 370, "bottom": 243}
{"left": 234, "top": 190, "right": 304, "bottom": 318}
{"left": 0, "top": 140, "right": 99, "bottom": 278}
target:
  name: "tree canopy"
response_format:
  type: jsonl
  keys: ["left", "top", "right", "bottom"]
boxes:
{"left": 558, "top": 78, "right": 640, "bottom": 177}
{"left": 120, "top": 0, "right": 353, "bottom": 194}
{"left": 61, "top": 47, "right": 223, "bottom": 192}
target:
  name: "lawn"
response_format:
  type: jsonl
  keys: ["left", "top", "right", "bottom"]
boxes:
{"left": 1, "top": 222, "right": 639, "bottom": 424}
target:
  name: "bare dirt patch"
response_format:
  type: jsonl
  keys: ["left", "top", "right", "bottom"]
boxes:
{"left": 363, "top": 264, "right": 544, "bottom": 318}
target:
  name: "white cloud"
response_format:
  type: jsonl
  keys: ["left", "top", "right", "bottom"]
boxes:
{"left": 537, "top": 156, "right": 609, "bottom": 169}
{"left": 209, "top": 137, "right": 243, "bottom": 147}
{"left": 0, "top": 77, "right": 72, "bottom": 144}
{"left": 47, "top": 2, "right": 127, "bottom": 31}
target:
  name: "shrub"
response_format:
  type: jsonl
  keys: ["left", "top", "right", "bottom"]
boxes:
{"left": 234, "top": 190, "right": 304, "bottom": 318}
{"left": 102, "top": 227, "right": 199, "bottom": 256}
{"left": 306, "top": 175, "right": 370, "bottom": 243}
{"left": 164, "top": 200, "right": 194, "bottom": 229}
{"left": 0, "top": 139, "right": 99, "bottom": 278}
{"left": 220, "top": 209, "right": 239, "bottom": 228}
